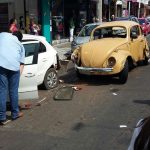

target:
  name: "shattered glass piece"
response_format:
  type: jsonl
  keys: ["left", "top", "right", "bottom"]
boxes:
{"left": 53, "top": 86, "right": 74, "bottom": 100}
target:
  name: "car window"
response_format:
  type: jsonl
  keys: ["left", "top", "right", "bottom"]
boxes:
{"left": 39, "top": 42, "right": 46, "bottom": 53}
{"left": 78, "top": 25, "right": 98, "bottom": 37}
{"left": 130, "top": 25, "right": 140, "bottom": 37}
{"left": 93, "top": 26, "right": 127, "bottom": 39}
{"left": 23, "top": 42, "right": 39, "bottom": 65}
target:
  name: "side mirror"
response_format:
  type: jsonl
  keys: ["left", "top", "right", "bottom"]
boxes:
{"left": 131, "top": 32, "right": 138, "bottom": 39}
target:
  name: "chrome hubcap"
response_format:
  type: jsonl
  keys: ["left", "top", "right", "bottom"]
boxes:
{"left": 47, "top": 71, "right": 57, "bottom": 88}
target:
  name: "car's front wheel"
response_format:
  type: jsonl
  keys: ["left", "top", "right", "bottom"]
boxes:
{"left": 119, "top": 60, "right": 128, "bottom": 84}
{"left": 143, "top": 54, "right": 149, "bottom": 65}
{"left": 76, "top": 70, "right": 84, "bottom": 78}
{"left": 42, "top": 68, "right": 58, "bottom": 90}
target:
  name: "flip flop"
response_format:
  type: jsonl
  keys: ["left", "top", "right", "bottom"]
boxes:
{"left": 12, "top": 112, "right": 23, "bottom": 121}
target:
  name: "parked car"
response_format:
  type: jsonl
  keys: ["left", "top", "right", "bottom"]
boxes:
{"left": 71, "top": 22, "right": 101, "bottom": 52}
{"left": 138, "top": 18, "right": 150, "bottom": 35}
{"left": 115, "top": 16, "right": 139, "bottom": 23}
{"left": 18, "top": 34, "right": 60, "bottom": 100}
{"left": 71, "top": 21, "right": 149, "bottom": 84}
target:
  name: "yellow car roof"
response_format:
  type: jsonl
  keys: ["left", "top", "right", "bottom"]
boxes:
{"left": 96, "top": 21, "right": 139, "bottom": 29}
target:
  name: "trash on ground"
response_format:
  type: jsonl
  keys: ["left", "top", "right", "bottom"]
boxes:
{"left": 59, "top": 79, "right": 64, "bottom": 83}
{"left": 72, "top": 86, "right": 82, "bottom": 91}
{"left": 54, "top": 86, "right": 74, "bottom": 101}
{"left": 112, "top": 92, "right": 118, "bottom": 96}
{"left": 119, "top": 125, "right": 127, "bottom": 128}
{"left": 36, "top": 97, "right": 46, "bottom": 106}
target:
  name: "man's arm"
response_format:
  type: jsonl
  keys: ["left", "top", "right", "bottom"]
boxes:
{"left": 20, "top": 63, "right": 24, "bottom": 75}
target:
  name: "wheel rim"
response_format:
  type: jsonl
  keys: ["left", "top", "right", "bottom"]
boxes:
{"left": 46, "top": 71, "right": 58, "bottom": 88}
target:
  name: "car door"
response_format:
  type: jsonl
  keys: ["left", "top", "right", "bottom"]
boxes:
{"left": 19, "top": 41, "right": 39, "bottom": 100}
{"left": 129, "top": 25, "right": 143, "bottom": 61}
{"left": 37, "top": 40, "right": 55, "bottom": 85}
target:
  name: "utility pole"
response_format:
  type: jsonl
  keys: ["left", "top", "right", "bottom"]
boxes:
{"left": 128, "top": 0, "right": 131, "bottom": 16}
{"left": 97, "top": 0, "right": 102, "bottom": 23}
{"left": 138, "top": 0, "right": 141, "bottom": 18}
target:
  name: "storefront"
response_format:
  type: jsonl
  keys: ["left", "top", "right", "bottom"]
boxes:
{"left": 51, "top": 0, "right": 91, "bottom": 39}
{"left": 116, "top": 0, "right": 122, "bottom": 17}
{"left": 0, "top": 0, "right": 51, "bottom": 42}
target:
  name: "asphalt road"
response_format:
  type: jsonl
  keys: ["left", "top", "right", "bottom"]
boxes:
{"left": 1, "top": 40, "right": 150, "bottom": 150}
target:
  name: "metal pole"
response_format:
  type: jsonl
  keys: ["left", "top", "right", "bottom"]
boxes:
{"left": 97, "top": 0, "right": 102, "bottom": 23}
{"left": 115, "top": 3, "right": 117, "bottom": 17}
{"left": 109, "top": 0, "right": 110, "bottom": 21}
{"left": 23, "top": 0, "right": 26, "bottom": 27}
{"left": 138, "top": 1, "right": 141, "bottom": 18}
{"left": 128, "top": 1, "right": 131, "bottom": 16}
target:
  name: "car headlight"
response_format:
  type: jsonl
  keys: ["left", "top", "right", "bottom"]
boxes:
{"left": 107, "top": 57, "right": 116, "bottom": 67}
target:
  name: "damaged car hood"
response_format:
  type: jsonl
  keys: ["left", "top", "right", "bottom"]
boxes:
{"left": 80, "top": 38, "right": 127, "bottom": 67}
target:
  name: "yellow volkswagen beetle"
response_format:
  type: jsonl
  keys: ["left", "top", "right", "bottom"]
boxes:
{"left": 71, "top": 21, "right": 150, "bottom": 83}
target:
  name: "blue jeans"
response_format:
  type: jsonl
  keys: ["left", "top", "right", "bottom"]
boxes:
{"left": 0, "top": 67, "right": 20, "bottom": 120}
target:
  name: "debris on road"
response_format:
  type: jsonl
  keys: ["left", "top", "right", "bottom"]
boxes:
{"left": 54, "top": 86, "right": 74, "bottom": 100}
{"left": 35, "top": 97, "right": 47, "bottom": 106}
{"left": 119, "top": 125, "right": 127, "bottom": 128}
{"left": 112, "top": 92, "right": 118, "bottom": 96}
{"left": 72, "top": 86, "right": 82, "bottom": 91}
{"left": 59, "top": 79, "right": 64, "bottom": 83}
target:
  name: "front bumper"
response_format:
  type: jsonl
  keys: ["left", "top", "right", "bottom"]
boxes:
{"left": 75, "top": 65, "right": 113, "bottom": 75}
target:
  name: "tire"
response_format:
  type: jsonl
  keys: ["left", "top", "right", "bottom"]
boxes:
{"left": 119, "top": 60, "right": 128, "bottom": 84}
{"left": 42, "top": 68, "right": 58, "bottom": 90}
{"left": 76, "top": 70, "right": 84, "bottom": 78}
{"left": 143, "top": 54, "right": 149, "bottom": 65}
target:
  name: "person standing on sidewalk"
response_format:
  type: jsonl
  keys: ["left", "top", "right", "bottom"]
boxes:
{"left": 9, "top": 18, "right": 18, "bottom": 33}
{"left": 0, "top": 31, "right": 25, "bottom": 125}
{"left": 69, "top": 16, "right": 75, "bottom": 42}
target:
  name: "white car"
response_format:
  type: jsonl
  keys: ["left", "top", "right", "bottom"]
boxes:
{"left": 18, "top": 34, "right": 60, "bottom": 100}
{"left": 71, "top": 22, "right": 101, "bottom": 52}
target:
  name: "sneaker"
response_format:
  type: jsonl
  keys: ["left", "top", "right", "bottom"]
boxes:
{"left": 0, "top": 119, "right": 11, "bottom": 126}
{"left": 12, "top": 112, "right": 23, "bottom": 121}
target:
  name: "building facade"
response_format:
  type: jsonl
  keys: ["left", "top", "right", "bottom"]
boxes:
{"left": 1, "top": 0, "right": 150, "bottom": 43}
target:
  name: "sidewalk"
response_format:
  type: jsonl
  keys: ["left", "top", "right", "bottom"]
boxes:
{"left": 52, "top": 38, "right": 71, "bottom": 61}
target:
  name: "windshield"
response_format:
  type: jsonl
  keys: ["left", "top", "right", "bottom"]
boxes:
{"left": 78, "top": 24, "right": 99, "bottom": 37}
{"left": 138, "top": 19, "right": 145, "bottom": 25}
{"left": 93, "top": 26, "right": 127, "bottom": 39}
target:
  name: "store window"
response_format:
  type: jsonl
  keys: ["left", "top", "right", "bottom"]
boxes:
{"left": 52, "top": 0, "right": 64, "bottom": 40}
